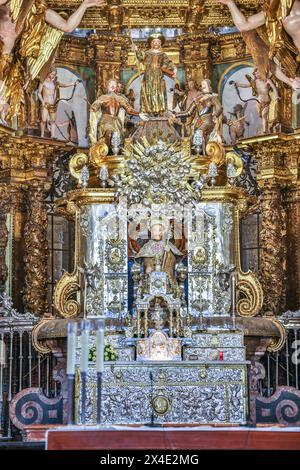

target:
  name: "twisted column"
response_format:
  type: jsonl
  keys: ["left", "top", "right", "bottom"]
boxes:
{"left": 259, "top": 182, "right": 286, "bottom": 315}
{"left": 0, "top": 185, "right": 11, "bottom": 290}
{"left": 284, "top": 183, "right": 300, "bottom": 310}
{"left": 23, "top": 182, "right": 49, "bottom": 315}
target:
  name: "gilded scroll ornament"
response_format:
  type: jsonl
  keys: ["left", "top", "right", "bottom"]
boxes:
{"left": 69, "top": 152, "right": 89, "bottom": 182}
{"left": 266, "top": 317, "right": 287, "bottom": 353}
{"left": 53, "top": 272, "right": 80, "bottom": 318}
{"left": 53, "top": 198, "right": 81, "bottom": 318}
{"left": 236, "top": 268, "right": 264, "bottom": 317}
{"left": 31, "top": 316, "right": 54, "bottom": 354}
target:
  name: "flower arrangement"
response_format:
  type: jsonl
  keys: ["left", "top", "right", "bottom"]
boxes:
{"left": 88, "top": 344, "right": 118, "bottom": 362}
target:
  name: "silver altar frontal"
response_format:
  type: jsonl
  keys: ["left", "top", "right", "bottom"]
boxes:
{"left": 75, "top": 331, "right": 248, "bottom": 425}
{"left": 76, "top": 361, "right": 248, "bottom": 425}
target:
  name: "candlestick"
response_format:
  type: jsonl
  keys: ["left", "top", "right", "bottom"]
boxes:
{"left": 67, "top": 322, "right": 77, "bottom": 375}
{"left": 80, "top": 320, "right": 90, "bottom": 373}
{"left": 231, "top": 272, "right": 236, "bottom": 330}
{"left": 80, "top": 320, "right": 90, "bottom": 425}
{"left": 66, "top": 322, "right": 78, "bottom": 425}
{"left": 96, "top": 319, "right": 105, "bottom": 424}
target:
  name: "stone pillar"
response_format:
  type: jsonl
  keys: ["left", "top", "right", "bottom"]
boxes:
{"left": 259, "top": 181, "right": 286, "bottom": 315}
{"left": 23, "top": 181, "right": 49, "bottom": 315}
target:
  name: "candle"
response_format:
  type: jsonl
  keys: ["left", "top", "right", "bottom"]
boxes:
{"left": 80, "top": 320, "right": 91, "bottom": 373}
{"left": 0, "top": 338, "right": 6, "bottom": 366}
{"left": 219, "top": 351, "right": 224, "bottom": 361}
{"left": 96, "top": 319, "right": 105, "bottom": 373}
{"left": 67, "top": 322, "right": 78, "bottom": 375}
{"left": 231, "top": 273, "right": 236, "bottom": 314}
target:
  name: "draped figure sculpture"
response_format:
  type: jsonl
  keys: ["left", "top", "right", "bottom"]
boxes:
{"left": 133, "top": 33, "right": 176, "bottom": 116}
{"left": 176, "top": 79, "right": 223, "bottom": 154}
{"left": 89, "top": 78, "right": 148, "bottom": 148}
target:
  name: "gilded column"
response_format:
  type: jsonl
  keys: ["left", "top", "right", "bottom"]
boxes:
{"left": 10, "top": 184, "right": 26, "bottom": 311}
{"left": 88, "top": 35, "right": 130, "bottom": 95}
{"left": 0, "top": 185, "right": 11, "bottom": 290}
{"left": 278, "top": 85, "right": 293, "bottom": 133}
{"left": 259, "top": 182, "right": 286, "bottom": 315}
{"left": 185, "top": 1, "right": 205, "bottom": 33}
{"left": 23, "top": 181, "right": 49, "bottom": 316}
{"left": 177, "top": 34, "right": 213, "bottom": 84}
{"left": 107, "top": 0, "right": 124, "bottom": 34}
{"left": 284, "top": 183, "right": 300, "bottom": 310}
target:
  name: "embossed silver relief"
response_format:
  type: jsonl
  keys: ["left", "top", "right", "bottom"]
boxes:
{"left": 104, "top": 239, "right": 127, "bottom": 274}
{"left": 77, "top": 363, "right": 247, "bottom": 425}
{"left": 191, "top": 332, "right": 244, "bottom": 348}
{"left": 102, "top": 210, "right": 128, "bottom": 320}
{"left": 105, "top": 277, "right": 126, "bottom": 316}
{"left": 183, "top": 348, "right": 245, "bottom": 361}
{"left": 188, "top": 203, "right": 235, "bottom": 318}
{"left": 81, "top": 257, "right": 105, "bottom": 318}
{"left": 79, "top": 204, "right": 128, "bottom": 320}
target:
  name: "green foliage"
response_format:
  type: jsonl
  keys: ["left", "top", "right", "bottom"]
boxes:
{"left": 88, "top": 344, "right": 118, "bottom": 362}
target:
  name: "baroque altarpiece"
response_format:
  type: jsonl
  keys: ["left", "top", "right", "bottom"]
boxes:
{"left": 1, "top": 0, "right": 300, "bottom": 438}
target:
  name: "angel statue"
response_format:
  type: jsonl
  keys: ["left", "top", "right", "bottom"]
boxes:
{"left": 0, "top": 0, "right": 106, "bottom": 122}
{"left": 132, "top": 33, "right": 176, "bottom": 116}
{"left": 214, "top": 0, "right": 300, "bottom": 90}
{"left": 232, "top": 69, "right": 280, "bottom": 135}
{"left": 225, "top": 103, "right": 248, "bottom": 145}
{"left": 89, "top": 78, "right": 148, "bottom": 148}
{"left": 175, "top": 79, "right": 223, "bottom": 155}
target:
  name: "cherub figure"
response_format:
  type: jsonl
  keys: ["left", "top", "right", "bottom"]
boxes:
{"left": 233, "top": 69, "right": 280, "bottom": 135}
{"left": 0, "top": 0, "right": 106, "bottom": 119}
{"left": 225, "top": 103, "right": 248, "bottom": 144}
